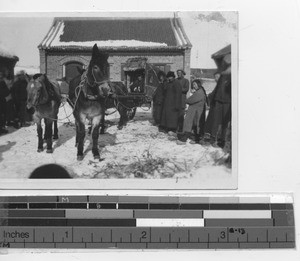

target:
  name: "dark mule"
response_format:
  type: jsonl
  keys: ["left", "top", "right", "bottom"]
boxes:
{"left": 71, "top": 67, "right": 130, "bottom": 133}
{"left": 68, "top": 44, "right": 110, "bottom": 161}
{"left": 103, "top": 82, "right": 130, "bottom": 131}
{"left": 27, "top": 74, "right": 61, "bottom": 153}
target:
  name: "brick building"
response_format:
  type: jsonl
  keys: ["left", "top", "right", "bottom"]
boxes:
{"left": 38, "top": 16, "right": 192, "bottom": 83}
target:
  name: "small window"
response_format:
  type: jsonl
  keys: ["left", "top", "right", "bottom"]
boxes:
{"left": 152, "top": 64, "right": 171, "bottom": 74}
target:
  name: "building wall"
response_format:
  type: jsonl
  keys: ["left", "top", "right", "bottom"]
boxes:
{"left": 42, "top": 51, "right": 188, "bottom": 82}
{"left": 46, "top": 53, "right": 90, "bottom": 80}
{"left": 183, "top": 48, "right": 191, "bottom": 84}
{"left": 39, "top": 50, "right": 46, "bottom": 74}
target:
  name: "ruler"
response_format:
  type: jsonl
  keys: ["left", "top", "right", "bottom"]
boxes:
{"left": 0, "top": 194, "right": 295, "bottom": 249}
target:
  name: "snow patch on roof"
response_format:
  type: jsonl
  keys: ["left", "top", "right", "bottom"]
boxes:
{"left": 50, "top": 22, "right": 168, "bottom": 48}
{"left": 0, "top": 43, "right": 18, "bottom": 59}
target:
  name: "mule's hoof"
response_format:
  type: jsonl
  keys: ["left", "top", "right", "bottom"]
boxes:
{"left": 77, "top": 155, "right": 84, "bottom": 161}
{"left": 37, "top": 148, "right": 43, "bottom": 153}
{"left": 94, "top": 155, "right": 100, "bottom": 160}
{"left": 53, "top": 135, "right": 59, "bottom": 140}
{"left": 46, "top": 149, "right": 53, "bottom": 153}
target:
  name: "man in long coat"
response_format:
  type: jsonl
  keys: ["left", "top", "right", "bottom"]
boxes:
{"left": 176, "top": 69, "right": 189, "bottom": 133}
{"left": 160, "top": 71, "right": 182, "bottom": 132}
{"left": 11, "top": 72, "right": 28, "bottom": 127}
{"left": 152, "top": 71, "right": 166, "bottom": 126}
{"left": 204, "top": 54, "right": 231, "bottom": 147}
{"left": 0, "top": 71, "right": 10, "bottom": 134}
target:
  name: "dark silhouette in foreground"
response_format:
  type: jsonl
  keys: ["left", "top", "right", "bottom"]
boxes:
{"left": 29, "top": 164, "right": 72, "bottom": 179}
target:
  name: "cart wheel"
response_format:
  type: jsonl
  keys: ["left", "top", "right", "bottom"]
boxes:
{"left": 127, "top": 108, "right": 137, "bottom": 120}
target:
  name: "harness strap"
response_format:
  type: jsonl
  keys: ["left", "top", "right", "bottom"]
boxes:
{"left": 78, "top": 69, "right": 105, "bottom": 101}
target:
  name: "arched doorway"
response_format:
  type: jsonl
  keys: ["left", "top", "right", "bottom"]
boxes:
{"left": 64, "top": 61, "right": 84, "bottom": 83}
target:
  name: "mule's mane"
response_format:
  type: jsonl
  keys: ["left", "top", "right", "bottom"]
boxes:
{"left": 32, "top": 73, "right": 53, "bottom": 90}
{"left": 33, "top": 73, "right": 42, "bottom": 80}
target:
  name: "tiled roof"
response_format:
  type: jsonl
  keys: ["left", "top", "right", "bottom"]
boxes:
{"left": 39, "top": 17, "right": 192, "bottom": 51}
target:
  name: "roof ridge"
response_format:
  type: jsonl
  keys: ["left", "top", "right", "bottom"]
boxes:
{"left": 54, "top": 17, "right": 172, "bottom": 21}
{"left": 175, "top": 17, "right": 192, "bottom": 48}
{"left": 39, "top": 18, "right": 190, "bottom": 50}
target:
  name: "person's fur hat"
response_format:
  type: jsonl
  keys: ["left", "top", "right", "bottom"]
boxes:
{"left": 157, "top": 71, "right": 166, "bottom": 79}
{"left": 176, "top": 69, "right": 186, "bottom": 75}
{"left": 166, "top": 71, "right": 175, "bottom": 78}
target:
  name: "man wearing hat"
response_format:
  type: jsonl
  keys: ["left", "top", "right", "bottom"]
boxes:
{"left": 152, "top": 71, "right": 166, "bottom": 126}
{"left": 11, "top": 71, "right": 29, "bottom": 128}
{"left": 204, "top": 54, "right": 231, "bottom": 147}
{"left": 0, "top": 71, "right": 10, "bottom": 134}
{"left": 160, "top": 71, "right": 182, "bottom": 133}
{"left": 176, "top": 69, "right": 190, "bottom": 133}
{"left": 57, "top": 76, "right": 69, "bottom": 96}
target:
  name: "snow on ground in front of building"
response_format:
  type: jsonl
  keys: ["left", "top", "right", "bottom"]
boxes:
{"left": 0, "top": 103, "right": 231, "bottom": 182}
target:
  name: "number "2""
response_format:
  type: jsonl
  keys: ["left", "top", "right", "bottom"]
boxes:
{"left": 141, "top": 231, "right": 147, "bottom": 239}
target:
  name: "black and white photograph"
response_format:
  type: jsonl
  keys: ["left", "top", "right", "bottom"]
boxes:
{"left": 0, "top": 11, "right": 238, "bottom": 189}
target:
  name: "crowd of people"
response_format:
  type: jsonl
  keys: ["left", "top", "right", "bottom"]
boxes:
{"left": 0, "top": 70, "right": 31, "bottom": 135}
{"left": 1, "top": 57, "right": 231, "bottom": 154}
{"left": 152, "top": 55, "right": 231, "bottom": 150}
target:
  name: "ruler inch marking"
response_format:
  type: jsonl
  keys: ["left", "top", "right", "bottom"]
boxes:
{"left": 227, "top": 227, "right": 229, "bottom": 242}
{"left": 2, "top": 195, "right": 295, "bottom": 250}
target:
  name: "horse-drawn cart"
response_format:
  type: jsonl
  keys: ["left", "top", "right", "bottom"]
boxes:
{"left": 108, "top": 57, "right": 160, "bottom": 120}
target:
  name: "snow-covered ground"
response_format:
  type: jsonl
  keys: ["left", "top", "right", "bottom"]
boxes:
{"left": 0, "top": 102, "right": 232, "bottom": 185}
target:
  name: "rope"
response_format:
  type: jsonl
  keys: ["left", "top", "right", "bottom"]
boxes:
{"left": 105, "top": 108, "right": 118, "bottom": 116}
